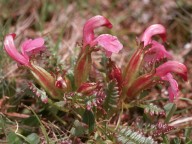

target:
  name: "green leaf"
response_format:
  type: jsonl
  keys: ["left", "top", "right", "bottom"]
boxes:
{"left": 48, "top": 101, "right": 65, "bottom": 115}
{"left": 164, "top": 103, "right": 177, "bottom": 123}
{"left": 26, "top": 133, "right": 40, "bottom": 144}
{"left": 172, "top": 137, "right": 181, "bottom": 144}
{"left": 162, "top": 135, "right": 170, "bottom": 144}
{"left": 117, "top": 126, "right": 157, "bottom": 144}
{"left": 83, "top": 110, "right": 95, "bottom": 133}
{"left": 103, "top": 80, "right": 119, "bottom": 112}
{"left": 185, "top": 128, "right": 192, "bottom": 143}
{"left": 7, "top": 132, "right": 22, "bottom": 144}
{"left": 139, "top": 90, "right": 149, "bottom": 99}
{"left": 66, "top": 70, "right": 76, "bottom": 91}
{"left": 22, "top": 116, "right": 39, "bottom": 127}
{"left": 70, "top": 120, "right": 87, "bottom": 136}
{"left": 141, "top": 103, "right": 165, "bottom": 116}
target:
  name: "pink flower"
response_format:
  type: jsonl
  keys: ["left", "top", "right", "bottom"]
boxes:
{"left": 4, "top": 34, "right": 29, "bottom": 66}
{"left": 126, "top": 61, "right": 187, "bottom": 101}
{"left": 124, "top": 24, "right": 168, "bottom": 86}
{"left": 161, "top": 73, "right": 178, "bottom": 101}
{"left": 90, "top": 34, "right": 123, "bottom": 57}
{"left": 155, "top": 61, "right": 187, "bottom": 81}
{"left": 21, "top": 38, "right": 45, "bottom": 57}
{"left": 83, "top": 15, "right": 112, "bottom": 47}
{"left": 124, "top": 24, "right": 187, "bottom": 102}
{"left": 155, "top": 61, "right": 187, "bottom": 101}
{"left": 83, "top": 15, "right": 123, "bottom": 57}
{"left": 144, "top": 40, "right": 172, "bottom": 63}
{"left": 4, "top": 33, "right": 45, "bottom": 67}
{"left": 141, "top": 24, "right": 166, "bottom": 47}
{"left": 141, "top": 24, "right": 172, "bottom": 64}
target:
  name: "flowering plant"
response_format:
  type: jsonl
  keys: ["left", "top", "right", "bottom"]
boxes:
{"left": 3, "top": 15, "right": 188, "bottom": 143}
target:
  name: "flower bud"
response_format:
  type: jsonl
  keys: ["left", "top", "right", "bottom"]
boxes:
{"left": 55, "top": 76, "right": 67, "bottom": 89}
{"left": 109, "top": 64, "right": 122, "bottom": 89}
{"left": 77, "top": 82, "right": 97, "bottom": 95}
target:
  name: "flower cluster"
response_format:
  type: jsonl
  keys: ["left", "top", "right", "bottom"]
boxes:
{"left": 123, "top": 24, "right": 187, "bottom": 102}
{"left": 3, "top": 15, "right": 187, "bottom": 104}
{"left": 3, "top": 15, "right": 188, "bottom": 143}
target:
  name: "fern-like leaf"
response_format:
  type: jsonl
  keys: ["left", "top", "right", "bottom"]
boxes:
{"left": 103, "top": 80, "right": 119, "bottom": 111}
{"left": 117, "top": 126, "right": 157, "bottom": 144}
{"left": 142, "top": 103, "right": 165, "bottom": 116}
{"left": 28, "top": 82, "right": 48, "bottom": 103}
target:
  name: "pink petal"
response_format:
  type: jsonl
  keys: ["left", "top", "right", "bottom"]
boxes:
{"left": 144, "top": 40, "right": 172, "bottom": 63}
{"left": 90, "top": 34, "right": 123, "bottom": 57}
{"left": 21, "top": 39, "right": 32, "bottom": 59}
{"left": 105, "top": 51, "right": 113, "bottom": 57}
{"left": 21, "top": 39, "right": 32, "bottom": 54}
{"left": 83, "top": 15, "right": 112, "bottom": 48}
{"left": 155, "top": 61, "right": 187, "bottom": 81}
{"left": 141, "top": 24, "right": 166, "bottom": 47}
{"left": 4, "top": 34, "right": 29, "bottom": 66}
{"left": 161, "top": 73, "right": 179, "bottom": 102}
{"left": 21, "top": 38, "right": 45, "bottom": 56}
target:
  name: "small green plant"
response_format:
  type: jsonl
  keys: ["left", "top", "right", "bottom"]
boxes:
{"left": 2, "top": 15, "right": 189, "bottom": 143}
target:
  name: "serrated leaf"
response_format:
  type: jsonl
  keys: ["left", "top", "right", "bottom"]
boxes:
{"left": 164, "top": 103, "right": 176, "bottom": 123}
{"left": 117, "top": 126, "right": 157, "bottom": 144}
{"left": 83, "top": 110, "right": 95, "bottom": 133}
{"left": 103, "top": 80, "right": 119, "bottom": 111}
{"left": 142, "top": 103, "right": 165, "bottom": 116}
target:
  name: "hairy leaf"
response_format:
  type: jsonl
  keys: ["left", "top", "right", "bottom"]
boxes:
{"left": 142, "top": 103, "right": 165, "bottom": 116}
{"left": 103, "top": 80, "right": 119, "bottom": 111}
{"left": 117, "top": 126, "right": 157, "bottom": 144}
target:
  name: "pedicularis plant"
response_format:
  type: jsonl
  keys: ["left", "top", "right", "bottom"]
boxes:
{"left": 3, "top": 15, "right": 188, "bottom": 143}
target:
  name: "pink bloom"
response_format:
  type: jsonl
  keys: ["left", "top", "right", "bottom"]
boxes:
{"left": 124, "top": 24, "right": 167, "bottom": 86}
{"left": 83, "top": 15, "right": 112, "bottom": 47}
{"left": 4, "top": 34, "right": 30, "bottom": 66}
{"left": 155, "top": 61, "right": 187, "bottom": 81}
{"left": 4, "top": 33, "right": 45, "bottom": 67}
{"left": 124, "top": 24, "right": 187, "bottom": 102}
{"left": 21, "top": 38, "right": 45, "bottom": 57}
{"left": 90, "top": 34, "right": 123, "bottom": 57}
{"left": 161, "top": 73, "right": 178, "bottom": 102}
{"left": 144, "top": 40, "right": 172, "bottom": 63}
{"left": 83, "top": 15, "right": 123, "bottom": 57}
{"left": 155, "top": 61, "right": 187, "bottom": 101}
{"left": 141, "top": 24, "right": 166, "bottom": 47}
